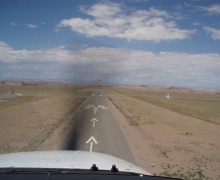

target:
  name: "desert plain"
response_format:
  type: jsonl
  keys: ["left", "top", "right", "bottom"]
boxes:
{"left": 0, "top": 82, "right": 220, "bottom": 179}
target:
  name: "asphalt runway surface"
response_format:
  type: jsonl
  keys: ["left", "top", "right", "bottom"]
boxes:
{"left": 65, "top": 89, "right": 135, "bottom": 164}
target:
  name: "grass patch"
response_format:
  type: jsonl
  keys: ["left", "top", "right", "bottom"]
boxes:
{"left": 0, "top": 85, "right": 92, "bottom": 109}
{"left": 0, "top": 96, "right": 43, "bottom": 109}
{"left": 160, "top": 161, "right": 208, "bottom": 179}
{"left": 134, "top": 96, "right": 220, "bottom": 125}
{"left": 21, "top": 89, "right": 90, "bottom": 151}
{"left": 159, "top": 169, "right": 207, "bottom": 180}
{"left": 0, "top": 84, "right": 93, "bottom": 152}
{"left": 112, "top": 88, "right": 220, "bottom": 125}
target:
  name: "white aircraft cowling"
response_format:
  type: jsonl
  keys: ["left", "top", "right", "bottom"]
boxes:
{"left": 0, "top": 150, "right": 151, "bottom": 175}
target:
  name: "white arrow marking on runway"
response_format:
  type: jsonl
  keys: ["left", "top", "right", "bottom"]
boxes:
{"left": 91, "top": 118, "right": 98, "bottom": 127}
{"left": 93, "top": 107, "right": 98, "bottom": 114}
{"left": 98, "top": 105, "right": 108, "bottom": 110}
{"left": 85, "top": 105, "right": 94, "bottom": 109}
{"left": 85, "top": 136, "right": 98, "bottom": 152}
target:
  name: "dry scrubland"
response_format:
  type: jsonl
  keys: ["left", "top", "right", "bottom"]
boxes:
{"left": 0, "top": 84, "right": 92, "bottom": 153}
{"left": 1, "top": 84, "right": 220, "bottom": 179}
{"left": 104, "top": 86, "right": 220, "bottom": 180}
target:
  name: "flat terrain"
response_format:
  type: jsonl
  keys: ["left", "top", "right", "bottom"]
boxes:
{"left": 0, "top": 84, "right": 92, "bottom": 153}
{"left": 104, "top": 86, "right": 220, "bottom": 179}
{"left": 0, "top": 84, "right": 220, "bottom": 179}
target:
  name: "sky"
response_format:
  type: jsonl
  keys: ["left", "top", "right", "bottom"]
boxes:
{"left": 0, "top": 0, "right": 220, "bottom": 89}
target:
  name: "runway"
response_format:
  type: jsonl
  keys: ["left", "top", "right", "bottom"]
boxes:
{"left": 65, "top": 89, "right": 135, "bottom": 164}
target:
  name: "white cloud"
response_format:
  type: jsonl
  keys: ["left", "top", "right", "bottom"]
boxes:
{"left": 200, "top": 4, "right": 220, "bottom": 15}
{"left": 24, "top": 23, "right": 38, "bottom": 29}
{"left": 0, "top": 41, "right": 13, "bottom": 51}
{"left": 56, "top": 2, "right": 195, "bottom": 42}
{"left": 10, "top": 22, "right": 17, "bottom": 26}
{"left": 203, "top": 26, "right": 220, "bottom": 40}
{"left": 80, "top": 2, "right": 121, "bottom": 18}
{"left": 0, "top": 41, "right": 219, "bottom": 88}
{"left": 192, "top": 22, "right": 199, "bottom": 26}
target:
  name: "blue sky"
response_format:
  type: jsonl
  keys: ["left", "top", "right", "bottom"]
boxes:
{"left": 0, "top": 0, "right": 220, "bottom": 88}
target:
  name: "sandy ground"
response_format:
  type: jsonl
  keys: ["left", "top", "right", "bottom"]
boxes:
{"left": 1, "top": 85, "right": 219, "bottom": 179}
{"left": 0, "top": 88, "right": 88, "bottom": 153}
{"left": 104, "top": 89, "right": 220, "bottom": 179}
